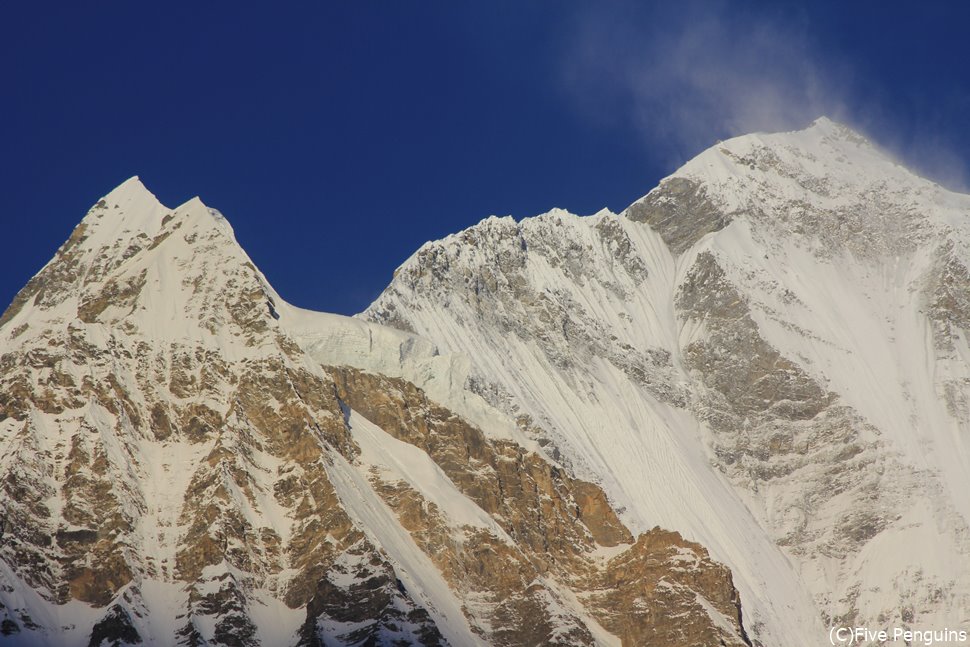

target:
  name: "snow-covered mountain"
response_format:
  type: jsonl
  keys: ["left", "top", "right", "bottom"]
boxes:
{"left": 366, "top": 117, "right": 970, "bottom": 645}
{"left": 2, "top": 117, "right": 969, "bottom": 647}
{"left": 0, "top": 179, "right": 749, "bottom": 645}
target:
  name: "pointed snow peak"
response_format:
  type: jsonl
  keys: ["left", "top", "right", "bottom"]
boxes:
{"left": 95, "top": 175, "right": 167, "bottom": 224}
{"left": 1, "top": 175, "right": 278, "bottom": 345}
{"left": 703, "top": 116, "right": 876, "bottom": 173}
{"left": 643, "top": 115, "right": 922, "bottom": 208}
{"left": 625, "top": 118, "right": 970, "bottom": 257}
{"left": 78, "top": 179, "right": 237, "bottom": 255}
{"left": 172, "top": 195, "right": 211, "bottom": 227}
{"left": 178, "top": 195, "right": 206, "bottom": 210}
{"left": 172, "top": 195, "right": 238, "bottom": 241}
{"left": 790, "top": 116, "right": 874, "bottom": 152}
{"left": 802, "top": 116, "right": 868, "bottom": 143}
{"left": 805, "top": 115, "right": 843, "bottom": 134}
{"left": 103, "top": 175, "right": 159, "bottom": 204}
{"left": 79, "top": 176, "right": 170, "bottom": 246}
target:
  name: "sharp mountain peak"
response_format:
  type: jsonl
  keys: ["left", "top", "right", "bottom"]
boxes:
{"left": 2, "top": 119, "right": 970, "bottom": 647}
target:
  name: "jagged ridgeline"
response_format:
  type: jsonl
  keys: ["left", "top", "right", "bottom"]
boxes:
{"left": 0, "top": 178, "right": 749, "bottom": 646}
{"left": 364, "top": 118, "right": 970, "bottom": 645}
{"left": 3, "top": 117, "right": 970, "bottom": 647}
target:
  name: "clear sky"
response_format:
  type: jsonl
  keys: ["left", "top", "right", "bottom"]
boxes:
{"left": 3, "top": 1, "right": 970, "bottom": 315}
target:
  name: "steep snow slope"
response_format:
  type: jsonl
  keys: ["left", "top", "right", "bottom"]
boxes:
{"left": 656, "top": 119, "right": 970, "bottom": 631}
{"left": 6, "top": 117, "right": 966, "bottom": 647}
{"left": 365, "top": 208, "right": 824, "bottom": 647}
{"left": 0, "top": 178, "right": 751, "bottom": 646}
{"left": 0, "top": 179, "right": 467, "bottom": 646}
{"left": 366, "top": 118, "right": 970, "bottom": 645}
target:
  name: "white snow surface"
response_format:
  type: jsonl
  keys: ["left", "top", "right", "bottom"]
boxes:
{"left": 364, "top": 208, "right": 828, "bottom": 647}
{"left": 4, "top": 119, "right": 970, "bottom": 646}
{"left": 322, "top": 437, "right": 485, "bottom": 647}
{"left": 362, "top": 118, "right": 970, "bottom": 646}
{"left": 0, "top": 178, "right": 477, "bottom": 646}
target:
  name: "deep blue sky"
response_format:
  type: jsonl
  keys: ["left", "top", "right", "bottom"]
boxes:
{"left": 3, "top": 2, "right": 970, "bottom": 315}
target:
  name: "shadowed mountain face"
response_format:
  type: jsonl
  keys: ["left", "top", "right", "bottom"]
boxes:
{"left": 3, "top": 118, "right": 969, "bottom": 647}
{"left": 0, "top": 176, "right": 749, "bottom": 646}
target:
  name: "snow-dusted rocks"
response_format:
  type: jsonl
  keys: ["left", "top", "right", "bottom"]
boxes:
{"left": 366, "top": 118, "right": 970, "bottom": 645}
{"left": 0, "top": 179, "right": 445, "bottom": 646}
{"left": 0, "top": 179, "right": 750, "bottom": 645}
{"left": 4, "top": 117, "right": 968, "bottom": 646}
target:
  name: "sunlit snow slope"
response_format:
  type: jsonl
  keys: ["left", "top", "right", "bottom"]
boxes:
{"left": 365, "top": 118, "right": 970, "bottom": 646}
{"left": 0, "top": 179, "right": 752, "bottom": 646}
{"left": 3, "top": 117, "right": 968, "bottom": 647}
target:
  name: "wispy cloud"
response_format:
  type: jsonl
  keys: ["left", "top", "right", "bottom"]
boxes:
{"left": 873, "top": 113, "right": 970, "bottom": 193}
{"left": 561, "top": 2, "right": 850, "bottom": 166}
{"left": 559, "top": 2, "right": 970, "bottom": 190}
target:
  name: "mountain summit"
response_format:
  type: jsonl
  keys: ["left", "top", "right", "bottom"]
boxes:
{"left": 1, "top": 172, "right": 750, "bottom": 644}
{"left": 3, "top": 119, "right": 969, "bottom": 646}
{"left": 366, "top": 118, "right": 970, "bottom": 644}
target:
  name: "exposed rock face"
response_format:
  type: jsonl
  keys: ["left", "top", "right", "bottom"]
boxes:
{"left": 365, "top": 209, "right": 687, "bottom": 443}
{"left": 927, "top": 242, "right": 970, "bottom": 355}
{"left": 675, "top": 250, "right": 970, "bottom": 631}
{"left": 676, "top": 252, "right": 835, "bottom": 425}
{"left": 331, "top": 366, "right": 749, "bottom": 646}
{"left": 8, "top": 117, "right": 969, "bottom": 647}
{"left": 365, "top": 119, "right": 970, "bottom": 646}
{"left": 329, "top": 366, "right": 633, "bottom": 556}
{"left": 587, "top": 530, "right": 749, "bottom": 647}
{"left": 88, "top": 602, "right": 142, "bottom": 647}
{"left": 626, "top": 177, "right": 730, "bottom": 255}
{"left": 0, "top": 178, "right": 750, "bottom": 646}
{"left": 0, "top": 181, "right": 442, "bottom": 645}
{"left": 295, "top": 540, "right": 447, "bottom": 647}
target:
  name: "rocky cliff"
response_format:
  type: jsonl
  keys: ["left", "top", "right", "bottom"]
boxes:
{"left": 4, "top": 117, "right": 968, "bottom": 647}
{"left": 366, "top": 118, "right": 970, "bottom": 646}
{"left": 0, "top": 178, "right": 750, "bottom": 645}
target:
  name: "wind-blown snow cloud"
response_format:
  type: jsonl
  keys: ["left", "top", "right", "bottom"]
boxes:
{"left": 561, "top": 2, "right": 849, "bottom": 165}
{"left": 885, "top": 124, "right": 970, "bottom": 193}
{"left": 560, "top": 2, "right": 970, "bottom": 190}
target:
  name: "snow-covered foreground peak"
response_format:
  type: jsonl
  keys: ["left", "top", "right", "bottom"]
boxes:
{"left": 1, "top": 176, "right": 281, "bottom": 356}
{"left": 0, "top": 178, "right": 753, "bottom": 646}
{"left": 4, "top": 116, "right": 969, "bottom": 646}
{"left": 63, "top": 175, "right": 238, "bottom": 264}
{"left": 367, "top": 118, "right": 970, "bottom": 645}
